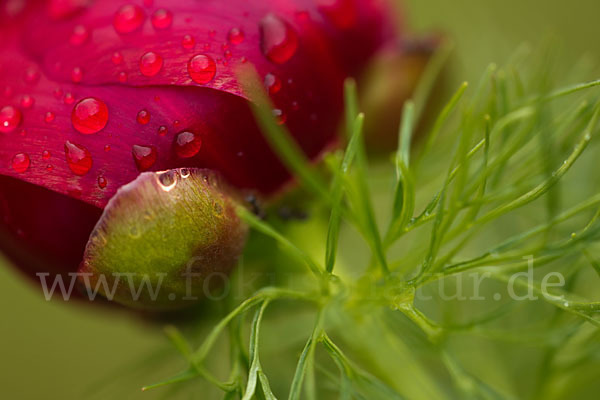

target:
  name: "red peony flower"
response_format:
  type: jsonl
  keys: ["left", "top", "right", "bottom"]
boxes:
{"left": 0, "top": 0, "right": 399, "bottom": 308}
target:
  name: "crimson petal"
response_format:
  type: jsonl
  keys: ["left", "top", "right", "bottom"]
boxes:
{"left": 0, "top": 0, "right": 398, "bottom": 282}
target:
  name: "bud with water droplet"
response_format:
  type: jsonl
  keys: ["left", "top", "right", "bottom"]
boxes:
{"left": 79, "top": 168, "right": 248, "bottom": 310}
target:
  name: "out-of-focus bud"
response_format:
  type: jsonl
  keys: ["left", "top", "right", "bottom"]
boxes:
{"left": 360, "top": 37, "right": 443, "bottom": 153}
{"left": 79, "top": 168, "right": 248, "bottom": 310}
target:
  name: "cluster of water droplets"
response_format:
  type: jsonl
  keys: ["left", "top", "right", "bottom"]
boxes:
{"left": 1, "top": 1, "right": 360, "bottom": 195}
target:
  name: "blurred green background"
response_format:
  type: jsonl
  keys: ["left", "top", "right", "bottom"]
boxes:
{"left": 2, "top": 0, "right": 600, "bottom": 398}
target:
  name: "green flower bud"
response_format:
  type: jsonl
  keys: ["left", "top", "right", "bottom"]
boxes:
{"left": 79, "top": 168, "right": 248, "bottom": 310}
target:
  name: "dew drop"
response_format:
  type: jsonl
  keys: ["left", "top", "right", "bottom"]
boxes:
{"left": 228, "top": 27, "right": 245, "bottom": 44}
{"left": 42, "top": 150, "right": 51, "bottom": 160}
{"left": 259, "top": 14, "right": 298, "bottom": 64}
{"left": 24, "top": 67, "right": 40, "bottom": 84}
{"left": 44, "top": 111, "right": 55, "bottom": 123}
{"left": 63, "top": 93, "right": 75, "bottom": 105}
{"left": 264, "top": 73, "right": 281, "bottom": 94}
{"left": 69, "top": 24, "right": 89, "bottom": 45}
{"left": 272, "top": 108, "right": 286, "bottom": 125}
{"left": 98, "top": 175, "right": 107, "bottom": 189}
{"left": 71, "top": 66, "right": 83, "bottom": 83}
{"left": 46, "top": 164, "right": 53, "bottom": 172}
{"left": 224, "top": 49, "right": 233, "bottom": 60}
{"left": 113, "top": 4, "right": 145, "bottom": 34}
{"left": 187, "top": 54, "right": 216, "bottom": 84}
{"left": 2, "top": 86, "right": 13, "bottom": 98}
{"left": 111, "top": 51, "right": 123, "bottom": 65}
{"left": 11, "top": 153, "right": 30, "bottom": 173}
{"left": 53, "top": 88, "right": 63, "bottom": 98}
{"left": 158, "top": 125, "right": 168, "bottom": 136}
{"left": 182, "top": 34, "right": 195, "bottom": 49}
{"left": 136, "top": 109, "right": 150, "bottom": 125}
{"left": 132, "top": 144, "right": 157, "bottom": 171}
{"left": 118, "top": 71, "right": 128, "bottom": 83}
{"left": 0, "top": 105, "right": 22, "bottom": 133}
{"left": 151, "top": 8, "right": 172, "bottom": 29}
{"left": 180, "top": 168, "right": 190, "bottom": 178}
{"left": 174, "top": 131, "right": 202, "bottom": 158}
{"left": 140, "top": 51, "right": 163, "bottom": 77}
{"left": 20, "top": 95, "right": 34, "bottom": 109}
{"left": 72, "top": 97, "right": 109, "bottom": 134}
{"left": 157, "top": 170, "right": 178, "bottom": 191}
{"left": 104, "top": 144, "right": 111, "bottom": 152}
{"left": 65, "top": 141, "right": 93, "bottom": 175}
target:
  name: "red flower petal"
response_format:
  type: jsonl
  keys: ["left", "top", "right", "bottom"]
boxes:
{"left": 0, "top": 0, "right": 399, "bottom": 280}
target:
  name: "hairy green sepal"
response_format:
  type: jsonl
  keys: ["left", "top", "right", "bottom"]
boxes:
{"left": 79, "top": 168, "right": 248, "bottom": 310}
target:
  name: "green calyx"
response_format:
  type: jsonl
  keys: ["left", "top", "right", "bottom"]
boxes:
{"left": 79, "top": 168, "right": 248, "bottom": 310}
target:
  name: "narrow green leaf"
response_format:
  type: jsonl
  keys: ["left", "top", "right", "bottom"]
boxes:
{"left": 475, "top": 102, "right": 600, "bottom": 227}
{"left": 325, "top": 114, "right": 364, "bottom": 273}
{"left": 239, "top": 66, "right": 330, "bottom": 201}
{"left": 141, "top": 368, "right": 198, "bottom": 392}
{"left": 164, "top": 325, "right": 193, "bottom": 359}
{"left": 242, "top": 300, "right": 271, "bottom": 400}
{"left": 238, "top": 207, "right": 324, "bottom": 277}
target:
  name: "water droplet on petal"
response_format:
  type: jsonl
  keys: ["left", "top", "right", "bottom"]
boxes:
{"left": 113, "top": 4, "right": 145, "bottom": 34}
{"left": 118, "top": 71, "right": 128, "bottom": 83}
{"left": 45, "top": 111, "right": 55, "bottom": 123}
{"left": 64, "top": 141, "right": 93, "bottom": 175}
{"left": 151, "top": 8, "right": 172, "bottom": 29}
{"left": 69, "top": 24, "right": 89, "bottom": 45}
{"left": 228, "top": 27, "right": 245, "bottom": 44}
{"left": 174, "top": 131, "right": 202, "bottom": 158}
{"left": 11, "top": 153, "right": 30, "bottom": 173}
{"left": 63, "top": 93, "right": 75, "bottom": 105}
{"left": 158, "top": 125, "right": 167, "bottom": 136}
{"left": 0, "top": 105, "right": 22, "bottom": 133}
{"left": 53, "top": 88, "right": 63, "bottom": 98}
{"left": 24, "top": 67, "right": 40, "bottom": 84}
{"left": 188, "top": 54, "right": 216, "bottom": 84}
{"left": 98, "top": 175, "right": 107, "bottom": 189}
{"left": 140, "top": 51, "right": 163, "bottom": 77}
{"left": 111, "top": 52, "right": 123, "bottom": 65}
{"left": 46, "top": 164, "right": 53, "bottom": 172}
{"left": 259, "top": 14, "right": 298, "bottom": 64}
{"left": 71, "top": 66, "right": 83, "bottom": 83}
{"left": 72, "top": 97, "right": 109, "bottom": 134}
{"left": 132, "top": 145, "right": 157, "bottom": 171}
{"left": 182, "top": 34, "right": 195, "bottom": 49}
{"left": 180, "top": 168, "right": 190, "bottom": 178}
{"left": 2, "top": 86, "right": 13, "bottom": 98}
{"left": 20, "top": 95, "right": 34, "bottom": 109}
{"left": 136, "top": 109, "right": 150, "bottom": 124}
{"left": 264, "top": 73, "right": 281, "bottom": 94}
{"left": 224, "top": 50, "right": 233, "bottom": 60}
{"left": 42, "top": 150, "right": 51, "bottom": 160}
{"left": 272, "top": 108, "right": 286, "bottom": 125}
